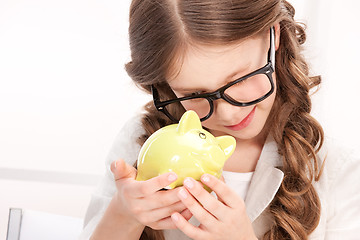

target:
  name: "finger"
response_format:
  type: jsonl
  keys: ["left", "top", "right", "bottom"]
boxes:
{"left": 129, "top": 172, "right": 178, "bottom": 198}
{"left": 150, "top": 216, "right": 178, "bottom": 230}
{"left": 139, "top": 201, "right": 189, "bottom": 230}
{"left": 201, "top": 174, "right": 242, "bottom": 208}
{"left": 183, "top": 177, "right": 227, "bottom": 220}
{"left": 220, "top": 175, "right": 225, "bottom": 183}
{"left": 144, "top": 188, "right": 186, "bottom": 210}
{"left": 177, "top": 186, "right": 217, "bottom": 228}
{"left": 148, "top": 200, "right": 188, "bottom": 222}
{"left": 180, "top": 208, "right": 193, "bottom": 221}
{"left": 111, "top": 159, "right": 137, "bottom": 180}
{"left": 214, "top": 175, "right": 226, "bottom": 204}
{"left": 171, "top": 212, "right": 207, "bottom": 240}
{"left": 151, "top": 212, "right": 192, "bottom": 230}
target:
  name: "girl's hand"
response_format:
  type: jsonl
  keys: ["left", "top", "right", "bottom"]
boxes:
{"left": 171, "top": 174, "right": 258, "bottom": 240}
{"left": 110, "top": 159, "right": 193, "bottom": 230}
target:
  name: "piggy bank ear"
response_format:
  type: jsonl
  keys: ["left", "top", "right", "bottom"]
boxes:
{"left": 216, "top": 136, "right": 236, "bottom": 158}
{"left": 177, "top": 110, "right": 202, "bottom": 135}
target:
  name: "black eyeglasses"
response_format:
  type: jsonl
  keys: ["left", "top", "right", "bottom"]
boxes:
{"left": 152, "top": 27, "right": 276, "bottom": 123}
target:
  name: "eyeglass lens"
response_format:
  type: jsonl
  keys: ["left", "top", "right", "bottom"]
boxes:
{"left": 163, "top": 72, "right": 272, "bottom": 121}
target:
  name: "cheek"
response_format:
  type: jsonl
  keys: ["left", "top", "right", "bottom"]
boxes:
{"left": 255, "top": 74, "right": 277, "bottom": 119}
{"left": 201, "top": 118, "right": 215, "bottom": 129}
{"left": 272, "top": 72, "right": 278, "bottom": 95}
{"left": 261, "top": 88, "right": 276, "bottom": 109}
{"left": 201, "top": 74, "right": 277, "bottom": 129}
{"left": 256, "top": 90, "right": 276, "bottom": 120}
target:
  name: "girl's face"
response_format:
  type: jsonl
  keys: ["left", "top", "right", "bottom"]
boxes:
{"left": 168, "top": 33, "right": 277, "bottom": 141}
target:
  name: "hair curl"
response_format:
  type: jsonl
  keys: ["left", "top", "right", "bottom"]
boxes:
{"left": 125, "top": 0, "right": 324, "bottom": 239}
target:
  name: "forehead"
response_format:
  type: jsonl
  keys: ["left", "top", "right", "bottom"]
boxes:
{"left": 168, "top": 35, "right": 267, "bottom": 92}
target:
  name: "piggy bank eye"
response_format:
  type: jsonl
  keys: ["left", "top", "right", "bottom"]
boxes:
{"left": 199, "top": 132, "right": 206, "bottom": 139}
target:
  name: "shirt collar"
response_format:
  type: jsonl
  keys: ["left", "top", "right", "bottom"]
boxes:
{"left": 245, "top": 135, "right": 284, "bottom": 222}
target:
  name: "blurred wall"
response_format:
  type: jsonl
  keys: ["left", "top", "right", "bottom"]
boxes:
{"left": 0, "top": 0, "right": 359, "bottom": 238}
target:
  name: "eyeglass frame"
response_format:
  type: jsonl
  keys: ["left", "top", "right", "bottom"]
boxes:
{"left": 152, "top": 27, "right": 276, "bottom": 123}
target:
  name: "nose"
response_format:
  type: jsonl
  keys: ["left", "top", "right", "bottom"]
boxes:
{"left": 213, "top": 98, "right": 242, "bottom": 121}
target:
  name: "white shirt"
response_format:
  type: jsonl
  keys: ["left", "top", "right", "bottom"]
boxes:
{"left": 79, "top": 115, "right": 360, "bottom": 240}
{"left": 222, "top": 171, "right": 254, "bottom": 201}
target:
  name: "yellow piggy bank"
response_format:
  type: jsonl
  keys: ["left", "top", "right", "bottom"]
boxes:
{"left": 136, "top": 110, "right": 236, "bottom": 189}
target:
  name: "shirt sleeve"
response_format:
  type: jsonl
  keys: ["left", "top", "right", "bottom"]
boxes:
{"left": 78, "top": 115, "right": 144, "bottom": 240}
{"left": 325, "top": 143, "right": 360, "bottom": 239}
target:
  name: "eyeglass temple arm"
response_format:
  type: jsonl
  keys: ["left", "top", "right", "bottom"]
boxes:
{"left": 151, "top": 85, "right": 160, "bottom": 107}
{"left": 268, "top": 26, "right": 276, "bottom": 70}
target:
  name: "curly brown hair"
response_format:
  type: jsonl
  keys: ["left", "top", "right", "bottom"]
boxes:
{"left": 125, "top": 0, "right": 325, "bottom": 239}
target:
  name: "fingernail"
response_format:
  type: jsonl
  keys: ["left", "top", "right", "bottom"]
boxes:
{"left": 171, "top": 213, "right": 179, "bottom": 222}
{"left": 184, "top": 178, "right": 194, "bottom": 189}
{"left": 114, "top": 161, "right": 117, "bottom": 169}
{"left": 201, "top": 174, "right": 210, "bottom": 183}
{"left": 179, "top": 189, "right": 188, "bottom": 199}
{"left": 168, "top": 173, "right": 177, "bottom": 182}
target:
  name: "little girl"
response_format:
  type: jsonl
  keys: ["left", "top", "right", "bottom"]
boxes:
{"left": 80, "top": 0, "right": 360, "bottom": 239}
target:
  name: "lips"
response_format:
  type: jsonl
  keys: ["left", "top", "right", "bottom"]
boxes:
{"left": 225, "top": 106, "right": 256, "bottom": 131}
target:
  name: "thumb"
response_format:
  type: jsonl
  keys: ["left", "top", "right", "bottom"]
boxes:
{"left": 110, "top": 159, "right": 137, "bottom": 181}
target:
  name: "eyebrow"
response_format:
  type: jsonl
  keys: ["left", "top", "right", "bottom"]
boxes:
{"left": 171, "top": 62, "right": 251, "bottom": 93}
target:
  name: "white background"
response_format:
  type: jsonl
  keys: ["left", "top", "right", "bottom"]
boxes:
{"left": 0, "top": 0, "right": 359, "bottom": 238}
